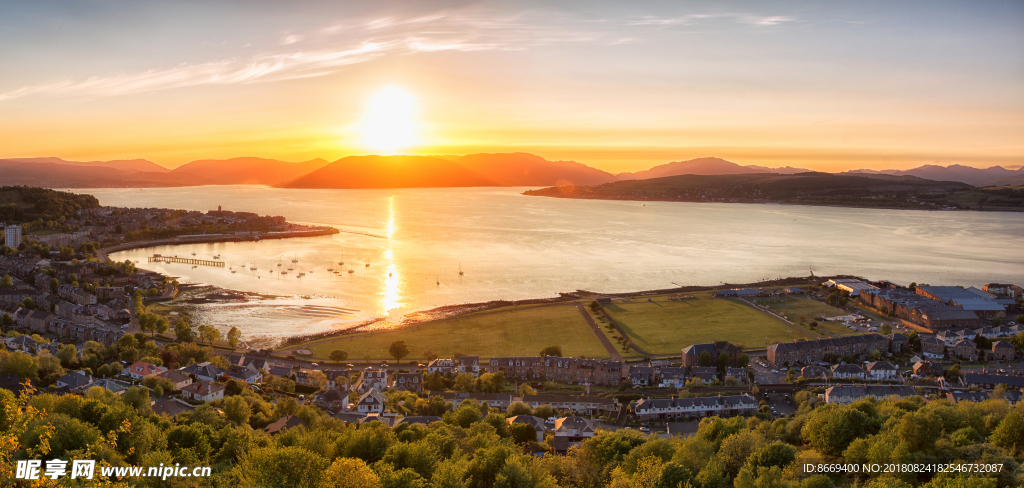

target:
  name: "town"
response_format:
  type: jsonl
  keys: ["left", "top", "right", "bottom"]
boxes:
{"left": 2, "top": 188, "right": 1023, "bottom": 485}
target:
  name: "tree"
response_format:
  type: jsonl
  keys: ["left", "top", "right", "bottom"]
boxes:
{"left": 880, "top": 324, "right": 892, "bottom": 335}
{"left": 321, "top": 458, "right": 382, "bottom": 488}
{"left": 224, "top": 395, "right": 252, "bottom": 425}
{"left": 808, "top": 321, "right": 818, "bottom": 330}
{"left": 306, "top": 370, "right": 328, "bottom": 390}
{"left": 539, "top": 345, "right": 562, "bottom": 357}
{"left": 49, "top": 277, "right": 59, "bottom": 294}
{"left": 0, "top": 313, "right": 12, "bottom": 333}
{"left": 736, "top": 353, "right": 750, "bottom": 368}
{"left": 330, "top": 349, "right": 349, "bottom": 362}
{"left": 227, "top": 326, "right": 241, "bottom": 348}
{"left": 507, "top": 401, "right": 532, "bottom": 417}
{"left": 698, "top": 351, "right": 713, "bottom": 367}
{"left": 0, "top": 274, "right": 12, "bottom": 287}
{"left": 175, "top": 320, "right": 194, "bottom": 342}
{"left": 589, "top": 301, "right": 603, "bottom": 313}
{"left": 56, "top": 344, "right": 77, "bottom": 368}
{"left": 198, "top": 325, "right": 221, "bottom": 345}
{"left": 716, "top": 352, "right": 730, "bottom": 372}
{"left": 389, "top": 341, "right": 410, "bottom": 362}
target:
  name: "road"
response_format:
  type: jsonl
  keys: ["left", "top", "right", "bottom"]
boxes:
{"left": 575, "top": 303, "right": 623, "bottom": 361}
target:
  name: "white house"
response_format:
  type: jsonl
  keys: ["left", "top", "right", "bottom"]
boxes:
{"left": 181, "top": 380, "right": 226, "bottom": 403}
{"left": 356, "top": 389, "right": 386, "bottom": 414}
{"left": 865, "top": 361, "right": 898, "bottom": 381}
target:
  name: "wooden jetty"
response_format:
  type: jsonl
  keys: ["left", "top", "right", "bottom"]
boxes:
{"left": 148, "top": 255, "right": 225, "bottom": 267}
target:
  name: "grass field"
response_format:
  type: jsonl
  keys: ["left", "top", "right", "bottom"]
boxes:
{"left": 584, "top": 307, "right": 643, "bottom": 358}
{"left": 748, "top": 296, "right": 845, "bottom": 323}
{"left": 293, "top": 304, "right": 611, "bottom": 360}
{"left": 603, "top": 296, "right": 814, "bottom": 354}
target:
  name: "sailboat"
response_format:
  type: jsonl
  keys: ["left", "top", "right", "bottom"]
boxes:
{"left": 292, "top": 253, "right": 298, "bottom": 263}
{"left": 277, "top": 257, "right": 282, "bottom": 267}
{"left": 365, "top": 258, "right": 370, "bottom": 268}
{"left": 191, "top": 247, "right": 196, "bottom": 256}
{"left": 459, "top": 263, "right": 464, "bottom": 276}
{"left": 436, "top": 275, "right": 440, "bottom": 285}
{"left": 338, "top": 251, "right": 345, "bottom": 266}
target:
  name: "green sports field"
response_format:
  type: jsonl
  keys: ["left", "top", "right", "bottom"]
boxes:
{"left": 603, "top": 296, "right": 814, "bottom": 354}
{"left": 748, "top": 296, "right": 845, "bottom": 323}
{"left": 291, "top": 304, "right": 611, "bottom": 360}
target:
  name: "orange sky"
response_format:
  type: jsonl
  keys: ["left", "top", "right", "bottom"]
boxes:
{"left": 0, "top": 1, "right": 1021, "bottom": 173}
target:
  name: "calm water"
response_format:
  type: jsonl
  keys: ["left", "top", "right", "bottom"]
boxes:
{"left": 75, "top": 186, "right": 1024, "bottom": 338}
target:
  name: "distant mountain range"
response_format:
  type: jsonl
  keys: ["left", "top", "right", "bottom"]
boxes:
{"left": 2, "top": 154, "right": 1020, "bottom": 189}
{"left": 846, "top": 164, "right": 1024, "bottom": 187}
{"left": 616, "top": 157, "right": 812, "bottom": 180}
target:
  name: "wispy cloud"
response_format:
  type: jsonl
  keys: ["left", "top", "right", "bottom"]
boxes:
{"left": 628, "top": 13, "right": 796, "bottom": 27}
{"left": 0, "top": 10, "right": 606, "bottom": 102}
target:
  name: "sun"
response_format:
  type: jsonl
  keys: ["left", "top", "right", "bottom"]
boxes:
{"left": 358, "top": 86, "right": 418, "bottom": 155}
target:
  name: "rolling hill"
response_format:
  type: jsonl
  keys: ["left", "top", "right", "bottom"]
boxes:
{"left": 170, "top": 157, "right": 331, "bottom": 185}
{"left": 616, "top": 157, "right": 811, "bottom": 180}
{"left": 276, "top": 155, "right": 498, "bottom": 189}
{"left": 455, "top": 152, "right": 617, "bottom": 186}
{"left": 522, "top": 172, "right": 1013, "bottom": 210}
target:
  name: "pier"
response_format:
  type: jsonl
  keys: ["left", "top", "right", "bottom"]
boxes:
{"left": 148, "top": 255, "right": 225, "bottom": 267}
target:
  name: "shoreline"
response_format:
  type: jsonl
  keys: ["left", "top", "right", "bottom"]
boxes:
{"left": 97, "top": 227, "right": 340, "bottom": 261}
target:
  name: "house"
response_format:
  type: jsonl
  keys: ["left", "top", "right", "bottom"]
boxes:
{"left": 393, "top": 372, "right": 422, "bottom": 392}
{"left": 632, "top": 394, "right": 758, "bottom": 421}
{"left": 800, "top": 365, "right": 830, "bottom": 380}
{"left": 920, "top": 337, "right": 946, "bottom": 359}
{"left": 0, "top": 373, "right": 27, "bottom": 397}
{"left": 912, "top": 361, "right": 943, "bottom": 377}
{"left": 628, "top": 366, "right": 655, "bottom": 387}
{"left": 356, "top": 368, "right": 388, "bottom": 393}
{"left": 323, "top": 369, "right": 351, "bottom": 390}
{"left": 181, "top": 380, "right": 226, "bottom": 402}
{"left": 227, "top": 365, "right": 262, "bottom": 383}
{"left": 681, "top": 342, "right": 740, "bottom": 368}
{"left": 55, "top": 371, "right": 93, "bottom": 390}
{"left": 658, "top": 367, "right": 688, "bottom": 388}
{"left": 432, "top": 392, "right": 516, "bottom": 411}
{"left": 689, "top": 366, "right": 717, "bottom": 384}
{"left": 507, "top": 415, "right": 547, "bottom": 442}
{"left": 489, "top": 356, "right": 622, "bottom": 386}
{"left": 155, "top": 369, "right": 192, "bottom": 390}
{"left": 824, "top": 385, "right": 919, "bottom": 404}
{"left": 314, "top": 389, "right": 349, "bottom": 411}
{"left": 865, "top": 361, "right": 898, "bottom": 381}
{"left": 92, "top": 378, "right": 132, "bottom": 396}
{"left": 963, "top": 373, "right": 1024, "bottom": 389}
{"left": 124, "top": 361, "right": 168, "bottom": 380}
{"left": 952, "top": 340, "right": 978, "bottom": 361}
{"left": 152, "top": 397, "right": 196, "bottom": 417}
{"left": 25, "top": 311, "right": 55, "bottom": 334}
{"left": 830, "top": 364, "right": 865, "bottom": 380}
{"left": 180, "top": 362, "right": 226, "bottom": 382}
{"left": 295, "top": 368, "right": 324, "bottom": 387}
{"left": 521, "top": 394, "right": 619, "bottom": 415}
{"left": 724, "top": 367, "right": 748, "bottom": 384}
{"left": 553, "top": 417, "right": 596, "bottom": 454}
{"left": 268, "top": 365, "right": 293, "bottom": 378}
{"left": 356, "top": 389, "right": 386, "bottom": 414}
{"left": 6, "top": 335, "right": 37, "bottom": 353}
{"left": 456, "top": 356, "right": 480, "bottom": 375}
{"left": 767, "top": 334, "right": 890, "bottom": 366}
{"left": 265, "top": 415, "right": 306, "bottom": 435}
{"left": 427, "top": 358, "right": 455, "bottom": 375}
{"left": 886, "top": 333, "right": 909, "bottom": 353}
{"left": 991, "top": 341, "right": 1016, "bottom": 361}
{"left": 982, "top": 283, "right": 1022, "bottom": 298}
{"left": 396, "top": 416, "right": 443, "bottom": 426}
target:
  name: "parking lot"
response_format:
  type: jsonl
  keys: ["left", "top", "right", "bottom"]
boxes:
{"left": 750, "top": 356, "right": 784, "bottom": 384}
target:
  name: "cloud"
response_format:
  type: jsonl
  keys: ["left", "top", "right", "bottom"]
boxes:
{"left": 628, "top": 13, "right": 796, "bottom": 28}
{"left": 0, "top": 10, "right": 607, "bottom": 102}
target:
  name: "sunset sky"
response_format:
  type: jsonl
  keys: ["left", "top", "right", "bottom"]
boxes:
{"left": 1, "top": 1, "right": 1022, "bottom": 173}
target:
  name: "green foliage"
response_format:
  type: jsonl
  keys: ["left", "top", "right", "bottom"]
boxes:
{"left": 540, "top": 345, "right": 563, "bottom": 357}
